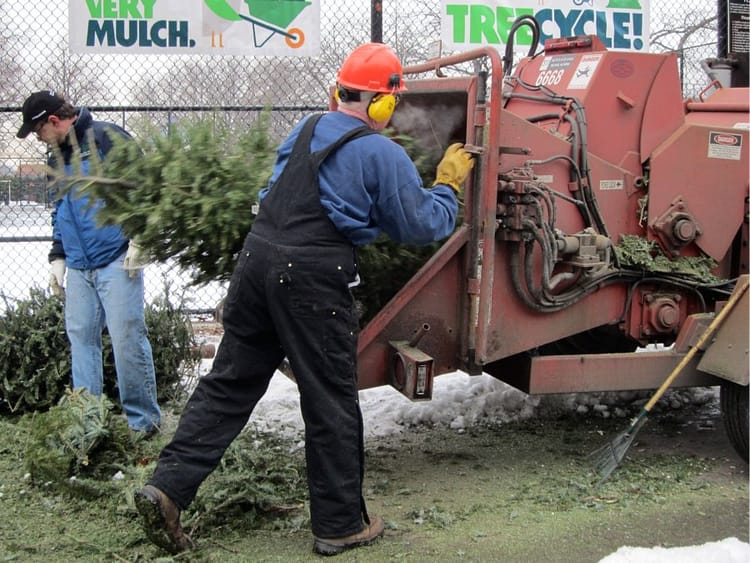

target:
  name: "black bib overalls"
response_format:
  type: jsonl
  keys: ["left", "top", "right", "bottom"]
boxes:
{"left": 150, "top": 114, "right": 377, "bottom": 538}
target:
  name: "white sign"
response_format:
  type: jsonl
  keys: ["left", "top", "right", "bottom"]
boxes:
{"left": 708, "top": 131, "right": 743, "bottom": 161}
{"left": 568, "top": 53, "right": 602, "bottom": 89}
{"left": 69, "top": 0, "right": 321, "bottom": 56}
{"left": 440, "top": 0, "right": 649, "bottom": 53}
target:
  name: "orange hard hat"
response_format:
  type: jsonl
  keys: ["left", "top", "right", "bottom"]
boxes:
{"left": 336, "top": 43, "right": 407, "bottom": 93}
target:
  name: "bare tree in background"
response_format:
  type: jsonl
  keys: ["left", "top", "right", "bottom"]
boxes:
{"left": 133, "top": 56, "right": 330, "bottom": 107}
{"left": 386, "top": 0, "right": 442, "bottom": 65}
{"left": 0, "top": 1, "right": 25, "bottom": 156}
{"left": 0, "top": 1, "right": 24, "bottom": 105}
{"left": 649, "top": 7, "right": 718, "bottom": 96}
{"left": 128, "top": 1, "right": 378, "bottom": 114}
{"left": 27, "top": 37, "right": 108, "bottom": 104}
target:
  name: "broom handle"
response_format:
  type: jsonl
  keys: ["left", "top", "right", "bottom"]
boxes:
{"left": 643, "top": 278, "right": 749, "bottom": 413}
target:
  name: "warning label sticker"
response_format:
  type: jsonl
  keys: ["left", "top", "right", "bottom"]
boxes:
{"left": 539, "top": 54, "right": 576, "bottom": 72}
{"left": 600, "top": 180, "right": 624, "bottom": 190}
{"left": 708, "top": 131, "right": 743, "bottom": 160}
{"left": 568, "top": 54, "right": 602, "bottom": 90}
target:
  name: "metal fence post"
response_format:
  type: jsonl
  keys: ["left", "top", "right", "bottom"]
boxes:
{"left": 371, "top": 0, "right": 383, "bottom": 43}
{"left": 718, "top": 0, "right": 728, "bottom": 57}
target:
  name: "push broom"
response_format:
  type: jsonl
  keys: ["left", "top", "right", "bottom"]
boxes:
{"left": 589, "top": 277, "right": 749, "bottom": 482}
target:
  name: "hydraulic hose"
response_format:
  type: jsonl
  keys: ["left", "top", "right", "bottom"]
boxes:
{"left": 503, "top": 15, "right": 540, "bottom": 76}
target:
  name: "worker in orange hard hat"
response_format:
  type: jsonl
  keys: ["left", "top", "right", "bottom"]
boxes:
{"left": 334, "top": 42, "right": 408, "bottom": 130}
{"left": 135, "top": 42, "right": 474, "bottom": 557}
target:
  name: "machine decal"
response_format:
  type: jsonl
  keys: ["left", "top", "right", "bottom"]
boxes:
{"left": 600, "top": 180, "right": 624, "bottom": 190}
{"left": 536, "top": 54, "right": 575, "bottom": 87}
{"left": 610, "top": 58, "right": 635, "bottom": 79}
{"left": 708, "top": 131, "right": 743, "bottom": 160}
{"left": 539, "top": 54, "right": 576, "bottom": 71}
{"left": 568, "top": 53, "right": 602, "bottom": 89}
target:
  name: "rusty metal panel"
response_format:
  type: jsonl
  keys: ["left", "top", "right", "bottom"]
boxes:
{"left": 647, "top": 122, "right": 749, "bottom": 261}
{"left": 357, "top": 228, "right": 468, "bottom": 390}
{"left": 504, "top": 49, "right": 672, "bottom": 177}
{"left": 496, "top": 102, "right": 643, "bottom": 243}
{"left": 685, "top": 87, "right": 750, "bottom": 129}
{"left": 487, "top": 351, "right": 719, "bottom": 394}
{"left": 698, "top": 284, "right": 750, "bottom": 384}
{"left": 640, "top": 53, "right": 686, "bottom": 160}
{"left": 482, "top": 248, "right": 628, "bottom": 361}
{"left": 355, "top": 42, "right": 747, "bottom": 397}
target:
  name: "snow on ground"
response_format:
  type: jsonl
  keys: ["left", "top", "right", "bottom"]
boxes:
{"left": 197, "top": 356, "right": 719, "bottom": 442}
{"left": 599, "top": 537, "right": 749, "bottom": 563}
{"left": 192, "top": 346, "right": 748, "bottom": 563}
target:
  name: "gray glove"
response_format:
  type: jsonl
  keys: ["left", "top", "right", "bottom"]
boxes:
{"left": 50, "top": 258, "right": 66, "bottom": 297}
{"left": 123, "top": 241, "right": 147, "bottom": 278}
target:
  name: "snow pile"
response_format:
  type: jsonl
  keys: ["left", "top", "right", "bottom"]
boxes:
{"left": 214, "top": 364, "right": 720, "bottom": 441}
{"left": 599, "top": 537, "right": 750, "bottom": 563}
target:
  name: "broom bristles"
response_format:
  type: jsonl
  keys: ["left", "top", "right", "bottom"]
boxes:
{"left": 589, "top": 413, "right": 648, "bottom": 482}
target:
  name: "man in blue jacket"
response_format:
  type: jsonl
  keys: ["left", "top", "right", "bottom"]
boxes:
{"left": 135, "top": 43, "right": 473, "bottom": 556}
{"left": 17, "top": 90, "right": 161, "bottom": 436}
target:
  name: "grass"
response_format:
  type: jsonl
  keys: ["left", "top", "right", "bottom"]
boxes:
{"left": 0, "top": 404, "right": 746, "bottom": 561}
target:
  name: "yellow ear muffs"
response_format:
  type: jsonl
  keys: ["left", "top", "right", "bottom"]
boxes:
{"left": 367, "top": 93, "right": 397, "bottom": 122}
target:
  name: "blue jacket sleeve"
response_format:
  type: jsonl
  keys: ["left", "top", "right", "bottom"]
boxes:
{"left": 363, "top": 140, "right": 458, "bottom": 245}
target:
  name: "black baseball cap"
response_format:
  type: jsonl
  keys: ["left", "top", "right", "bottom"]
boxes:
{"left": 17, "top": 90, "right": 66, "bottom": 138}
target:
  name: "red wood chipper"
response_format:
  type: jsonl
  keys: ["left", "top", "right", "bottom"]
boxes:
{"left": 349, "top": 19, "right": 749, "bottom": 462}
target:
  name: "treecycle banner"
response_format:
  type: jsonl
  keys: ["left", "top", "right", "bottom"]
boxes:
{"left": 69, "top": 0, "right": 321, "bottom": 56}
{"left": 441, "top": 0, "right": 649, "bottom": 54}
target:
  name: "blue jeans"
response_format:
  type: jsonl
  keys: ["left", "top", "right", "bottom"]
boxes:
{"left": 64, "top": 251, "right": 161, "bottom": 431}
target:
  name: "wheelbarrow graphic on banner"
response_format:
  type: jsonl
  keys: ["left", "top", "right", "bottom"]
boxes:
{"left": 204, "top": 0, "right": 311, "bottom": 49}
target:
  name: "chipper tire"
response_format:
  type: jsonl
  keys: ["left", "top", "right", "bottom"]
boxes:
{"left": 720, "top": 380, "right": 749, "bottom": 463}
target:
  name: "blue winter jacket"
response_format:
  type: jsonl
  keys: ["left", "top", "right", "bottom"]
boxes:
{"left": 48, "top": 107, "right": 130, "bottom": 269}
{"left": 260, "top": 112, "right": 458, "bottom": 246}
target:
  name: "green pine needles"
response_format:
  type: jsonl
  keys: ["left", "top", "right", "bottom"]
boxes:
{"left": 24, "top": 388, "right": 132, "bottom": 485}
{"left": 76, "top": 114, "right": 277, "bottom": 285}
{"left": 58, "top": 117, "right": 450, "bottom": 325}
{"left": 615, "top": 234, "right": 719, "bottom": 283}
{"left": 0, "top": 288, "right": 200, "bottom": 415}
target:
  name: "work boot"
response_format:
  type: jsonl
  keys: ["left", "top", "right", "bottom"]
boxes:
{"left": 134, "top": 484, "right": 194, "bottom": 554}
{"left": 312, "top": 515, "right": 385, "bottom": 556}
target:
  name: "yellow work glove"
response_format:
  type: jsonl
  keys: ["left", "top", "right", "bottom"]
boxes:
{"left": 433, "top": 143, "right": 475, "bottom": 193}
{"left": 49, "top": 258, "right": 66, "bottom": 297}
{"left": 123, "top": 241, "right": 147, "bottom": 278}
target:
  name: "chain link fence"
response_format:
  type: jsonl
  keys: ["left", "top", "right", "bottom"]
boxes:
{"left": 0, "top": 0, "right": 720, "bottom": 314}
